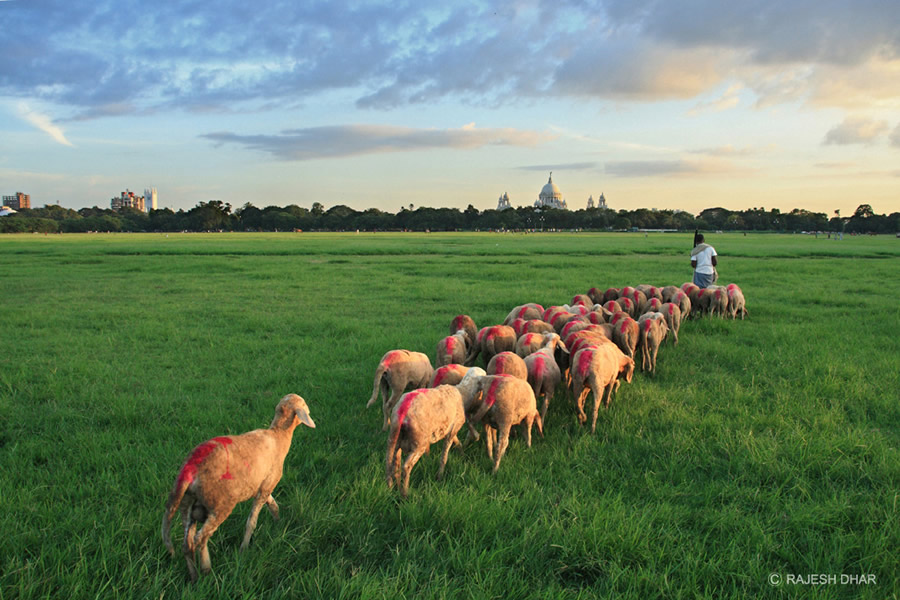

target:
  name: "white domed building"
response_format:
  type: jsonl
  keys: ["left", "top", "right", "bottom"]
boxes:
{"left": 534, "top": 173, "right": 567, "bottom": 210}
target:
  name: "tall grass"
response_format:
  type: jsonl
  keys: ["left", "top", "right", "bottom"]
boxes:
{"left": 0, "top": 232, "right": 897, "bottom": 599}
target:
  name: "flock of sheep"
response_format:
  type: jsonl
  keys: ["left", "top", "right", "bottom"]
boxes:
{"left": 159, "top": 281, "right": 746, "bottom": 582}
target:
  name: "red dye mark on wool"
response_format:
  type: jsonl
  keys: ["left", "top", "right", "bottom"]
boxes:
{"left": 396, "top": 391, "right": 421, "bottom": 426}
{"left": 577, "top": 350, "right": 593, "bottom": 379}
{"left": 620, "top": 320, "right": 630, "bottom": 334}
{"left": 485, "top": 378, "right": 503, "bottom": 407}
{"left": 444, "top": 337, "right": 455, "bottom": 355}
{"left": 643, "top": 319, "right": 652, "bottom": 332}
{"left": 177, "top": 436, "right": 234, "bottom": 486}
{"left": 668, "top": 304, "right": 675, "bottom": 315}
{"left": 532, "top": 355, "right": 545, "bottom": 379}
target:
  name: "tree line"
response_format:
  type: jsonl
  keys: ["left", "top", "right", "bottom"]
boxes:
{"left": 2, "top": 200, "right": 897, "bottom": 234}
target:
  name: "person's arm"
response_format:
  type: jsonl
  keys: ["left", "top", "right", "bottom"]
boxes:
{"left": 711, "top": 256, "right": 717, "bottom": 267}
{"left": 691, "top": 258, "right": 697, "bottom": 269}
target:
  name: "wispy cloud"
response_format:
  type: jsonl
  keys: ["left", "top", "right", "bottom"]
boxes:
{"left": 201, "top": 123, "right": 555, "bottom": 160}
{"left": 823, "top": 116, "right": 889, "bottom": 145}
{"left": 890, "top": 123, "right": 900, "bottom": 148}
{"left": 688, "top": 84, "right": 743, "bottom": 116}
{"left": 516, "top": 162, "right": 599, "bottom": 173}
{"left": 16, "top": 102, "right": 74, "bottom": 146}
{"left": 604, "top": 157, "right": 744, "bottom": 178}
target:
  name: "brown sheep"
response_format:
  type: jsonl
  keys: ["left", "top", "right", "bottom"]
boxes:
{"left": 385, "top": 368, "right": 485, "bottom": 498}
{"left": 570, "top": 293, "right": 593, "bottom": 308}
{"left": 450, "top": 315, "right": 478, "bottom": 350}
{"left": 467, "top": 374, "right": 543, "bottom": 473}
{"left": 701, "top": 285, "right": 729, "bottom": 318}
{"left": 467, "top": 325, "right": 517, "bottom": 366}
{"left": 586, "top": 287, "right": 606, "bottom": 305}
{"left": 162, "top": 394, "right": 315, "bottom": 582}
{"left": 612, "top": 316, "right": 640, "bottom": 360}
{"left": 658, "top": 302, "right": 683, "bottom": 345}
{"left": 602, "top": 287, "right": 621, "bottom": 303}
{"left": 524, "top": 333, "right": 567, "bottom": 423}
{"left": 436, "top": 329, "right": 469, "bottom": 367}
{"left": 515, "top": 332, "right": 546, "bottom": 357}
{"left": 637, "top": 313, "right": 668, "bottom": 375}
{"left": 642, "top": 297, "right": 663, "bottom": 315}
{"left": 486, "top": 351, "right": 529, "bottom": 380}
{"left": 726, "top": 283, "right": 748, "bottom": 320}
{"left": 672, "top": 290, "right": 692, "bottom": 321}
{"left": 660, "top": 285, "right": 681, "bottom": 303}
{"left": 367, "top": 350, "right": 434, "bottom": 431}
{"left": 503, "top": 303, "right": 545, "bottom": 325}
{"left": 570, "top": 343, "right": 634, "bottom": 433}
{"left": 635, "top": 285, "right": 663, "bottom": 302}
{"left": 430, "top": 363, "right": 468, "bottom": 387}
{"left": 524, "top": 318, "right": 556, "bottom": 335}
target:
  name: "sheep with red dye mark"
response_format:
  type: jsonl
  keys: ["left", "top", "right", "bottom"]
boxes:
{"left": 486, "top": 351, "right": 528, "bottom": 380}
{"left": 162, "top": 394, "right": 315, "bottom": 582}
{"left": 637, "top": 313, "right": 668, "bottom": 375}
{"left": 661, "top": 285, "right": 681, "bottom": 303}
{"left": 586, "top": 287, "right": 606, "bottom": 305}
{"left": 642, "top": 297, "right": 663, "bottom": 315}
{"left": 450, "top": 315, "right": 478, "bottom": 351}
{"left": 700, "top": 285, "right": 729, "bottom": 318}
{"left": 386, "top": 368, "right": 485, "bottom": 497}
{"left": 628, "top": 289, "right": 649, "bottom": 314}
{"left": 502, "top": 303, "right": 545, "bottom": 326}
{"left": 635, "top": 285, "right": 663, "bottom": 302}
{"left": 726, "top": 283, "right": 748, "bottom": 320}
{"left": 430, "top": 363, "right": 468, "bottom": 387}
{"left": 559, "top": 318, "right": 590, "bottom": 338}
{"left": 612, "top": 315, "right": 640, "bottom": 360}
{"left": 615, "top": 296, "right": 636, "bottom": 317}
{"left": 657, "top": 302, "right": 683, "bottom": 345}
{"left": 571, "top": 293, "right": 592, "bottom": 308}
{"left": 523, "top": 319, "right": 555, "bottom": 336}
{"left": 570, "top": 343, "right": 634, "bottom": 433}
{"left": 467, "top": 374, "right": 543, "bottom": 473}
{"left": 671, "top": 290, "right": 691, "bottom": 321}
{"left": 602, "top": 287, "right": 621, "bottom": 303}
{"left": 367, "top": 350, "right": 434, "bottom": 431}
{"left": 524, "top": 333, "right": 567, "bottom": 423}
{"left": 436, "top": 329, "right": 468, "bottom": 367}
{"left": 467, "top": 325, "right": 517, "bottom": 367}
{"left": 515, "top": 331, "right": 546, "bottom": 358}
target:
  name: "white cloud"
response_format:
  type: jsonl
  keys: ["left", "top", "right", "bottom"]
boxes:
{"left": 16, "top": 102, "right": 74, "bottom": 146}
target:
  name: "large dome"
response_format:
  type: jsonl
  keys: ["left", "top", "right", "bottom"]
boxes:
{"left": 540, "top": 175, "right": 562, "bottom": 200}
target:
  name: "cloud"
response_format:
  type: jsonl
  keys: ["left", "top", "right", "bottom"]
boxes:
{"left": 891, "top": 124, "right": 900, "bottom": 148}
{"left": 516, "top": 162, "right": 599, "bottom": 173}
{"left": 688, "top": 84, "right": 743, "bottom": 116}
{"left": 16, "top": 102, "right": 74, "bottom": 146}
{"left": 604, "top": 157, "right": 742, "bottom": 178}
{"left": 823, "top": 117, "right": 889, "bottom": 145}
{"left": 201, "top": 123, "right": 555, "bottom": 160}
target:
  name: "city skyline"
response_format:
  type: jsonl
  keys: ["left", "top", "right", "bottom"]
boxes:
{"left": 1, "top": 1, "right": 899, "bottom": 216}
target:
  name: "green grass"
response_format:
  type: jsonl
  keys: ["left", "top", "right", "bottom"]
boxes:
{"left": 0, "top": 232, "right": 897, "bottom": 599}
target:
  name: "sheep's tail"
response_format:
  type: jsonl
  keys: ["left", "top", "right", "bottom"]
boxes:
{"left": 367, "top": 362, "right": 388, "bottom": 408}
{"left": 161, "top": 476, "right": 191, "bottom": 556}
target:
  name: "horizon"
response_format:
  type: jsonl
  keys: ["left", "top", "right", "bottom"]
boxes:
{"left": 2, "top": 2, "right": 899, "bottom": 216}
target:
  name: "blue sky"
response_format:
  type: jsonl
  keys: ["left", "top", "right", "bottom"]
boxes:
{"left": 1, "top": 0, "right": 899, "bottom": 215}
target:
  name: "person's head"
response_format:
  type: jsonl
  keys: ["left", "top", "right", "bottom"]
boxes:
{"left": 696, "top": 234, "right": 705, "bottom": 244}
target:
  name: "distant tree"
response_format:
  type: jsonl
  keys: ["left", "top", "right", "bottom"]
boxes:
{"left": 853, "top": 204, "right": 874, "bottom": 219}
{"left": 311, "top": 202, "right": 325, "bottom": 216}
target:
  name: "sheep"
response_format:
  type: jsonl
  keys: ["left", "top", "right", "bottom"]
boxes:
{"left": 467, "top": 374, "right": 543, "bottom": 473}
{"left": 523, "top": 319, "right": 556, "bottom": 335}
{"left": 628, "top": 288, "right": 649, "bottom": 314}
{"left": 637, "top": 313, "right": 668, "bottom": 375}
{"left": 559, "top": 318, "right": 590, "bottom": 338}
{"left": 570, "top": 293, "right": 593, "bottom": 308}
{"left": 700, "top": 285, "right": 729, "bottom": 318}
{"left": 436, "top": 329, "right": 468, "bottom": 367}
{"left": 726, "top": 283, "right": 748, "bottom": 320}
{"left": 523, "top": 333, "right": 567, "bottom": 423}
{"left": 642, "top": 297, "right": 663, "bottom": 315}
{"left": 672, "top": 289, "right": 692, "bottom": 321}
{"left": 467, "top": 325, "right": 517, "bottom": 366}
{"left": 486, "top": 351, "right": 528, "bottom": 380}
{"left": 603, "top": 300, "right": 623, "bottom": 315}
{"left": 586, "top": 287, "right": 606, "bottom": 305}
{"left": 615, "top": 296, "right": 636, "bottom": 317}
{"left": 635, "top": 285, "right": 663, "bottom": 302}
{"left": 502, "top": 303, "right": 545, "bottom": 325}
{"left": 161, "top": 394, "right": 315, "bottom": 583}
{"left": 602, "top": 287, "right": 621, "bottom": 303}
{"left": 430, "top": 363, "right": 469, "bottom": 387}
{"left": 660, "top": 285, "right": 681, "bottom": 303}
{"left": 515, "top": 332, "right": 546, "bottom": 357}
{"left": 587, "top": 305, "right": 613, "bottom": 324}
{"left": 657, "top": 302, "right": 683, "bottom": 345}
{"left": 570, "top": 343, "right": 634, "bottom": 433}
{"left": 450, "top": 315, "right": 478, "bottom": 351}
{"left": 385, "top": 368, "right": 485, "bottom": 497}
{"left": 612, "top": 315, "right": 640, "bottom": 360}
{"left": 367, "top": 349, "right": 434, "bottom": 431}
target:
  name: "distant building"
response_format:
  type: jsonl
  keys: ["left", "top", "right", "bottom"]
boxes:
{"left": 144, "top": 187, "right": 158, "bottom": 211}
{"left": 497, "top": 192, "right": 512, "bottom": 210}
{"left": 111, "top": 189, "right": 146, "bottom": 212}
{"left": 534, "top": 173, "right": 567, "bottom": 210}
{"left": 587, "top": 193, "right": 607, "bottom": 210}
{"left": 2, "top": 192, "right": 30, "bottom": 210}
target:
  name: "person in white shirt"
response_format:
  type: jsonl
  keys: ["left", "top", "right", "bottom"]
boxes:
{"left": 690, "top": 233, "right": 718, "bottom": 288}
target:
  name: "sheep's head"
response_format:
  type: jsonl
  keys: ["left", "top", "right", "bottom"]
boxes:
{"left": 620, "top": 357, "right": 635, "bottom": 384}
{"left": 271, "top": 393, "right": 316, "bottom": 430}
{"left": 457, "top": 367, "right": 486, "bottom": 409}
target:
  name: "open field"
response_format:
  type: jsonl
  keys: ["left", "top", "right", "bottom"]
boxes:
{"left": 1, "top": 232, "right": 898, "bottom": 599}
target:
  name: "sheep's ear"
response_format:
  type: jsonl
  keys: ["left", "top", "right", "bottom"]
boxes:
{"left": 296, "top": 408, "right": 316, "bottom": 429}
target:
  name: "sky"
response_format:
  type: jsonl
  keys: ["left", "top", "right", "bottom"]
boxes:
{"left": 1, "top": 0, "right": 899, "bottom": 216}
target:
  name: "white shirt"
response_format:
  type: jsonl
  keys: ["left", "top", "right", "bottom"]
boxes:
{"left": 692, "top": 246, "right": 717, "bottom": 274}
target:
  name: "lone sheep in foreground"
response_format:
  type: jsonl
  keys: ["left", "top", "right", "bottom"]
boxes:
{"left": 161, "top": 394, "right": 315, "bottom": 583}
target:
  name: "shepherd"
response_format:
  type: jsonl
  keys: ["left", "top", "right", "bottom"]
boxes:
{"left": 690, "top": 230, "right": 718, "bottom": 289}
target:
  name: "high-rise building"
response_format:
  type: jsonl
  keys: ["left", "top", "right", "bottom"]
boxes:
{"left": 111, "top": 189, "right": 145, "bottom": 212}
{"left": 144, "top": 187, "right": 158, "bottom": 211}
{"left": 2, "top": 192, "right": 31, "bottom": 210}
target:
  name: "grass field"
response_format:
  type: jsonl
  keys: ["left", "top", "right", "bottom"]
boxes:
{"left": 1, "top": 232, "right": 898, "bottom": 599}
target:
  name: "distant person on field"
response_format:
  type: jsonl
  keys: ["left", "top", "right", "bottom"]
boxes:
{"left": 690, "top": 233, "right": 718, "bottom": 288}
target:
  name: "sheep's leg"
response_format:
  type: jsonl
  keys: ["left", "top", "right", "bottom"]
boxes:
{"left": 240, "top": 495, "right": 269, "bottom": 551}
{"left": 437, "top": 426, "right": 460, "bottom": 480}
{"left": 265, "top": 494, "right": 279, "bottom": 521}
{"left": 651, "top": 343, "right": 660, "bottom": 375}
{"left": 193, "top": 506, "right": 234, "bottom": 576}
{"left": 382, "top": 389, "right": 401, "bottom": 432}
{"left": 484, "top": 424, "right": 495, "bottom": 459}
{"left": 181, "top": 505, "right": 199, "bottom": 583}
{"left": 492, "top": 426, "right": 511, "bottom": 474}
{"left": 591, "top": 384, "right": 610, "bottom": 434}
{"left": 522, "top": 417, "right": 533, "bottom": 448}
{"left": 400, "top": 446, "right": 427, "bottom": 498}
